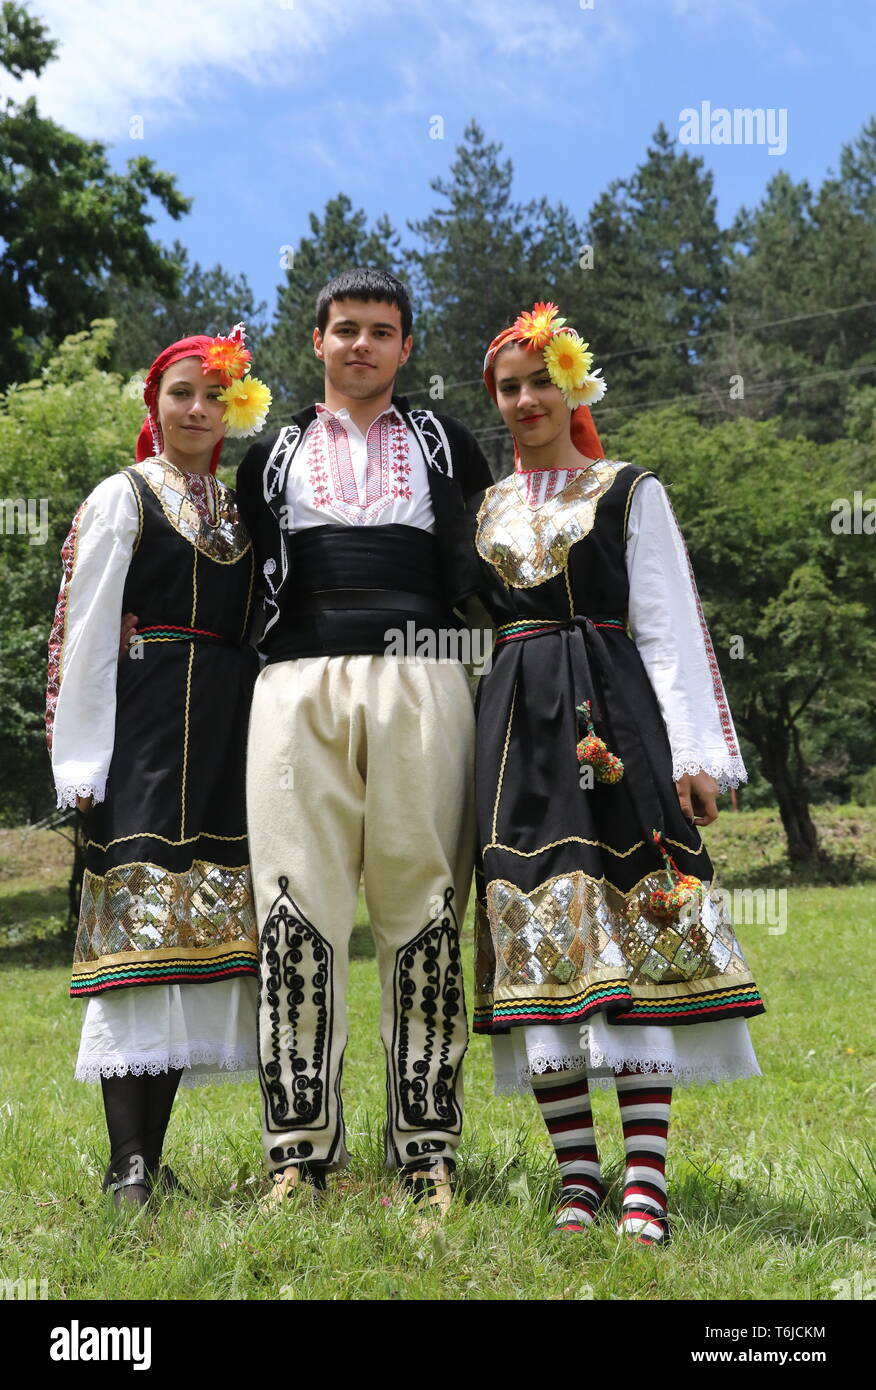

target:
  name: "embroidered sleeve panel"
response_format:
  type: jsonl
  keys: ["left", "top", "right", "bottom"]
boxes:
{"left": 131, "top": 459, "right": 251, "bottom": 563}
{"left": 45, "top": 501, "right": 87, "bottom": 752}
{"left": 475, "top": 460, "right": 626, "bottom": 588}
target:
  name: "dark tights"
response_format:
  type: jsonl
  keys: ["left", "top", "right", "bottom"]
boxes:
{"left": 100, "top": 1069, "right": 183, "bottom": 1183}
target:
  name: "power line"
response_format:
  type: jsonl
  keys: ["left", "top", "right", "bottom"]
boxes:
{"left": 600, "top": 299, "right": 876, "bottom": 364}
{"left": 404, "top": 298, "right": 876, "bottom": 399}
{"left": 467, "top": 361, "right": 876, "bottom": 439}
{"left": 594, "top": 361, "right": 876, "bottom": 418}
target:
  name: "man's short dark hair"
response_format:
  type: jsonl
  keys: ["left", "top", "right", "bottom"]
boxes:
{"left": 315, "top": 268, "right": 413, "bottom": 340}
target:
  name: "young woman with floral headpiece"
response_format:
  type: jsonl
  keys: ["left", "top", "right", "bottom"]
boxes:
{"left": 46, "top": 326, "right": 271, "bottom": 1206}
{"left": 471, "top": 303, "right": 765, "bottom": 1244}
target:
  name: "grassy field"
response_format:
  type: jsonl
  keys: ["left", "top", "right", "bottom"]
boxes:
{"left": 0, "top": 813, "right": 874, "bottom": 1301}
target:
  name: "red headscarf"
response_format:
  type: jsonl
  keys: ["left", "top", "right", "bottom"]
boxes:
{"left": 483, "top": 323, "right": 604, "bottom": 469}
{"left": 136, "top": 335, "right": 226, "bottom": 473}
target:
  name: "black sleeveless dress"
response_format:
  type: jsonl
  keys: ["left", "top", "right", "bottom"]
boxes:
{"left": 71, "top": 458, "right": 259, "bottom": 998}
{"left": 471, "top": 460, "right": 765, "bottom": 1040}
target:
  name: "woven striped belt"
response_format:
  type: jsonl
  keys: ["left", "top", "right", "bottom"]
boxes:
{"left": 495, "top": 617, "right": 626, "bottom": 646}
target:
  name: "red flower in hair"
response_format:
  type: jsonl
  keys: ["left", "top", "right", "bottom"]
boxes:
{"left": 514, "top": 301, "right": 567, "bottom": 350}
{"left": 202, "top": 338, "right": 251, "bottom": 380}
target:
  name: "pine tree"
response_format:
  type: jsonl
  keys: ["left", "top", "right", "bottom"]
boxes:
{"left": 409, "top": 120, "right": 585, "bottom": 475}
{"left": 264, "top": 194, "right": 405, "bottom": 418}
{"left": 105, "top": 243, "right": 266, "bottom": 379}
{"left": 579, "top": 124, "right": 728, "bottom": 424}
{"left": 715, "top": 119, "right": 876, "bottom": 442}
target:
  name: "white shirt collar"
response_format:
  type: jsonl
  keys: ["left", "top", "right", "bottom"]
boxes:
{"left": 316, "top": 402, "right": 405, "bottom": 437}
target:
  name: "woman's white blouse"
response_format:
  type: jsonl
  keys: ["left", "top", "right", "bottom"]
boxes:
{"left": 48, "top": 473, "right": 141, "bottom": 810}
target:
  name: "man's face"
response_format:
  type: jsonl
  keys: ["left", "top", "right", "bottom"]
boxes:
{"left": 313, "top": 298, "right": 412, "bottom": 402}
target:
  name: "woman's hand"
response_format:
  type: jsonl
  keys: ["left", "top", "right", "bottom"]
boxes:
{"left": 675, "top": 771, "right": 719, "bottom": 826}
{"left": 76, "top": 795, "right": 93, "bottom": 813}
{"left": 119, "top": 612, "right": 139, "bottom": 659}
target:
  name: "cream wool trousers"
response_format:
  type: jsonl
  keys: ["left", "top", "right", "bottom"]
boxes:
{"left": 246, "top": 654, "right": 476, "bottom": 1171}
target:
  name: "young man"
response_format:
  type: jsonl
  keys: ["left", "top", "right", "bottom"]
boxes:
{"left": 235, "top": 269, "right": 493, "bottom": 1218}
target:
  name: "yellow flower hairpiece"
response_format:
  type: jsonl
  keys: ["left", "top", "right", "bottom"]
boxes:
{"left": 563, "top": 369, "right": 607, "bottom": 407}
{"left": 510, "top": 302, "right": 607, "bottom": 407}
{"left": 218, "top": 375, "right": 272, "bottom": 437}
{"left": 544, "top": 331, "right": 594, "bottom": 392}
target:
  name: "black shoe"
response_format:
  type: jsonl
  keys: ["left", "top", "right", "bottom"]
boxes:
{"left": 102, "top": 1154, "right": 151, "bottom": 1210}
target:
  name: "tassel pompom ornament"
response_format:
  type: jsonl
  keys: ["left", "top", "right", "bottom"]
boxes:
{"left": 645, "top": 830, "right": 704, "bottom": 925}
{"left": 575, "top": 702, "right": 624, "bottom": 785}
{"left": 646, "top": 875, "right": 703, "bottom": 923}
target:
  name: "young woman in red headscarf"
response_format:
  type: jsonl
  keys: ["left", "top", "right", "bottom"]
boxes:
{"left": 471, "top": 304, "right": 764, "bottom": 1244}
{"left": 45, "top": 327, "right": 271, "bottom": 1206}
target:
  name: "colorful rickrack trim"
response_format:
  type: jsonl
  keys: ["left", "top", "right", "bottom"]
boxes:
{"left": 69, "top": 951, "right": 258, "bottom": 997}
{"left": 495, "top": 618, "right": 565, "bottom": 645}
{"left": 136, "top": 624, "right": 229, "bottom": 644}
{"left": 473, "top": 980, "right": 765, "bottom": 1032}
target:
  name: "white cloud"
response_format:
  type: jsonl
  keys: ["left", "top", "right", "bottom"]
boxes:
{"left": 14, "top": 0, "right": 393, "bottom": 138}
{"left": 667, "top": 0, "right": 787, "bottom": 41}
{"left": 11, "top": 0, "right": 638, "bottom": 141}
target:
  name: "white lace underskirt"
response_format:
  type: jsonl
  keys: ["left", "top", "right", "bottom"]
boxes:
{"left": 491, "top": 1015, "right": 762, "bottom": 1094}
{"left": 75, "top": 976, "right": 259, "bottom": 1088}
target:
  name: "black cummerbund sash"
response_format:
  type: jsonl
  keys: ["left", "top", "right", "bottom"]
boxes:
{"left": 263, "top": 523, "right": 457, "bottom": 661}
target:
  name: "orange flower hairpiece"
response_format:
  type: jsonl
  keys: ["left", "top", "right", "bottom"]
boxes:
{"left": 506, "top": 301, "right": 607, "bottom": 408}
{"left": 205, "top": 323, "right": 271, "bottom": 436}
{"left": 202, "top": 337, "right": 251, "bottom": 381}
{"left": 513, "top": 301, "right": 567, "bottom": 350}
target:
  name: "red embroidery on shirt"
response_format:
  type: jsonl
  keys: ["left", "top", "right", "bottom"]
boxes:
{"left": 46, "top": 502, "right": 86, "bottom": 752}
{"left": 665, "top": 495, "right": 739, "bottom": 758}
{"left": 306, "top": 409, "right": 410, "bottom": 520}
{"left": 185, "top": 473, "right": 217, "bottom": 523}
{"left": 305, "top": 426, "right": 333, "bottom": 509}
{"left": 387, "top": 416, "right": 411, "bottom": 501}
{"left": 519, "top": 470, "right": 561, "bottom": 507}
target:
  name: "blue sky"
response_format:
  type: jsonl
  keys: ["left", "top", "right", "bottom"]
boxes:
{"left": 13, "top": 0, "right": 876, "bottom": 323}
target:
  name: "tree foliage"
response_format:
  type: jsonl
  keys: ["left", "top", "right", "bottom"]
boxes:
{"left": 105, "top": 241, "right": 267, "bottom": 380}
{"left": 263, "top": 194, "right": 405, "bottom": 419}
{"left": 607, "top": 406, "right": 876, "bottom": 861}
{"left": 0, "top": 2, "right": 190, "bottom": 387}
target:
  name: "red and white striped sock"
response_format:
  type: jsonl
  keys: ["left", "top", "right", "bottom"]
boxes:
{"left": 530, "top": 1068, "right": 605, "bottom": 1232}
{"left": 615, "top": 1067, "right": 672, "bottom": 1243}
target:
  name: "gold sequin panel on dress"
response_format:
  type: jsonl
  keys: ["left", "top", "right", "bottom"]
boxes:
{"left": 134, "top": 460, "right": 250, "bottom": 563}
{"left": 75, "top": 860, "right": 257, "bottom": 962}
{"left": 484, "top": 871, "right": 749, "bottom": 992}
{"left": 475, "top": 461, "right": 624, "bottom": 588}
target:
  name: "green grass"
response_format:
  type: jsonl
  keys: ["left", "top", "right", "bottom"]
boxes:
{"left": 0, "top": 818, "right": 874, "bottom": 1300}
